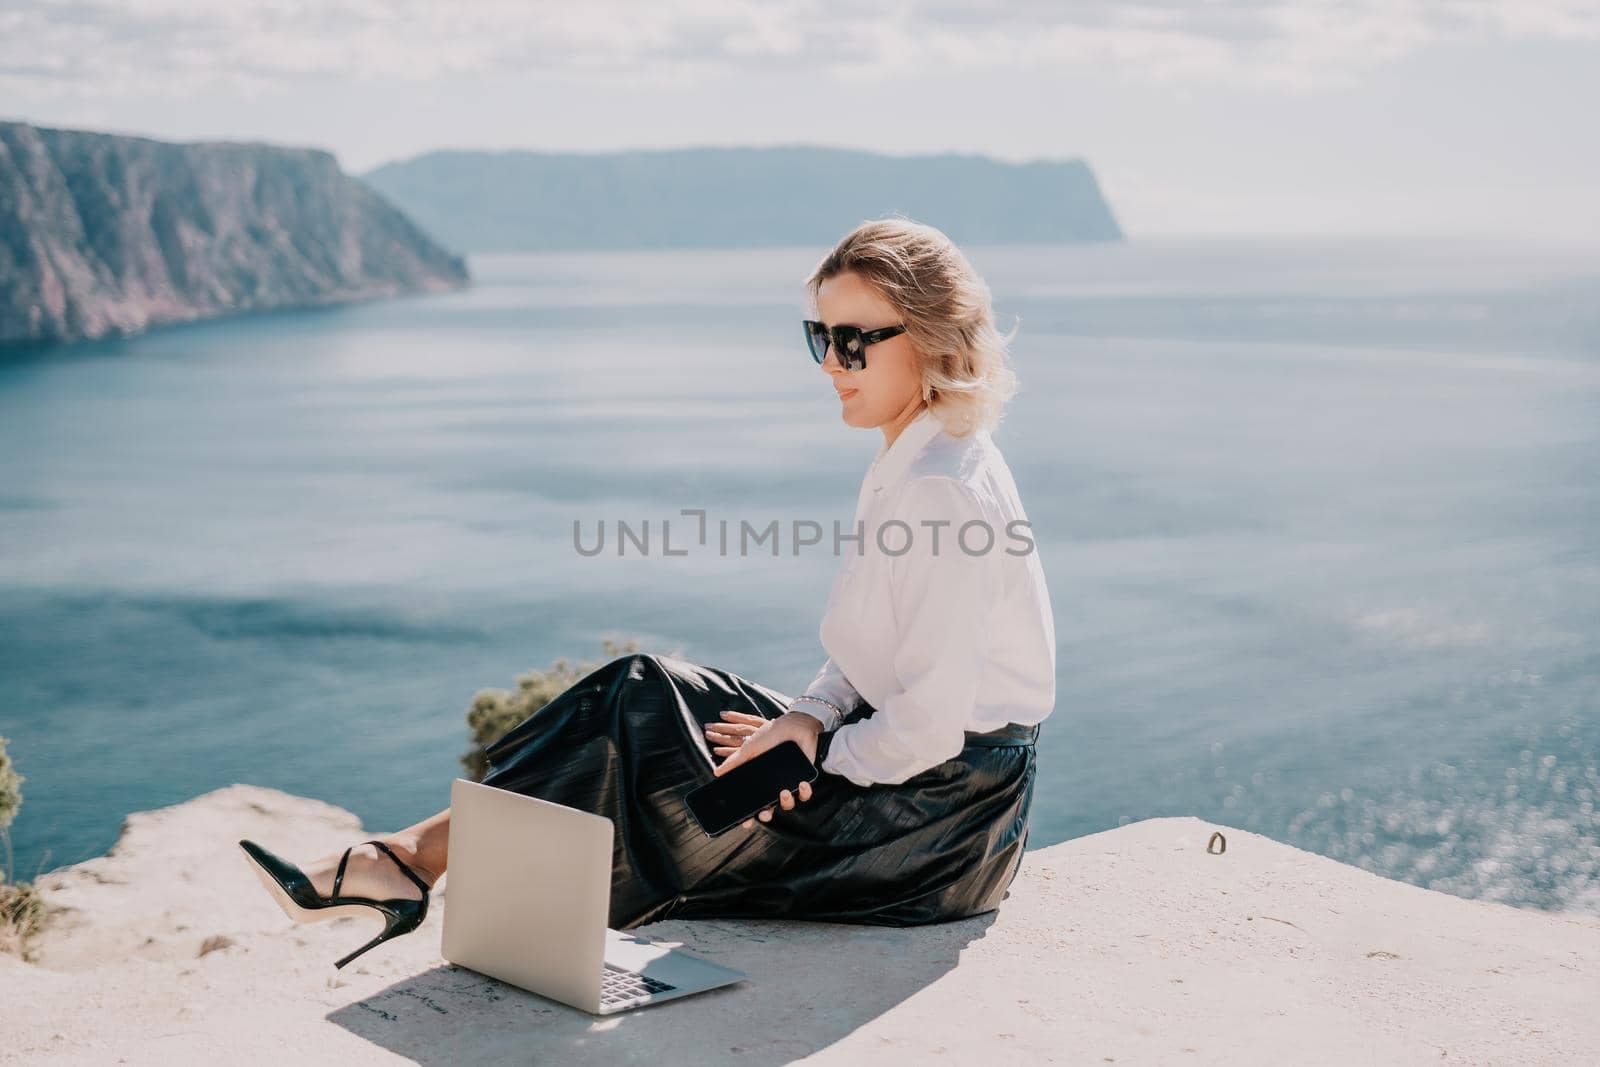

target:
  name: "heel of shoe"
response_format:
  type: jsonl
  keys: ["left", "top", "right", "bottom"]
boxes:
{"left": 334, "top": 904, "right": 425, "bottom": 970}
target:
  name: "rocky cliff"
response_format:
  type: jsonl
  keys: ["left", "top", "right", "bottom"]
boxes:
{"left": 0, "top": 121, "right": 470, "bottom": 350}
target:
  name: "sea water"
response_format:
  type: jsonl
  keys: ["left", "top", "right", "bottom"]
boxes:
{"left": 1, "top": 235, "right": 1596, "bottom": 913}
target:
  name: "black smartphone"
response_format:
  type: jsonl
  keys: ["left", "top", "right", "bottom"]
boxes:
{"left": 684, "top": 740, "right": 819, "bottom": 837}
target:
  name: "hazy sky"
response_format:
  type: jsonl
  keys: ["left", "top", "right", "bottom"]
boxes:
{"left": 3, "top": 0, "right": 1596, "bottom": 238}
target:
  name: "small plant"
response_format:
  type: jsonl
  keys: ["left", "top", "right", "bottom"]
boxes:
{"left": 0, "top": 735, "right": 49, "bottom": 962}
{"left": 461, "top": 638, "right": 680, "bottom": 781}
{"left": 0, "top": 881, "right": 45, "bottom": 961}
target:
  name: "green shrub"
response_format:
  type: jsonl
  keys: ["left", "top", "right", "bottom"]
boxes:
{"left": 0, "top": 734, "right": 21, "bottom": 837}
{"left": 0, "top": 735, "right": 48, "bottom": 962}
{"left": 0, "top": 734, "right": 23, "bottom": 887}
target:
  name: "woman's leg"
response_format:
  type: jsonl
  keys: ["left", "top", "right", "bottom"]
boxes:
{"left": 390, "top": 807, "right": 450, "bottom": 884}
{"left": 299, "top": 807, "right": 450, "bottom": 900}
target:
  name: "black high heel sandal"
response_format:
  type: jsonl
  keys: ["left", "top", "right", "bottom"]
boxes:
{"left": 238, "top": 837, "right": 434, "bottom": 969}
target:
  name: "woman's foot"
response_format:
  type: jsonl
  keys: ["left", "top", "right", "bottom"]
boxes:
{"left": 301, "top": 837, "right": 440, "bottom": 902}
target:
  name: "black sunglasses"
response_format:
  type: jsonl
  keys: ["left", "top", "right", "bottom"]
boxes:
{"left": 802, "top": 320, "right": 906, "bottom": 370}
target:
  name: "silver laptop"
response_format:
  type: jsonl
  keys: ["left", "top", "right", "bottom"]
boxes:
{"left": 440, "top": 776, "right": 745, "bottom": 1014}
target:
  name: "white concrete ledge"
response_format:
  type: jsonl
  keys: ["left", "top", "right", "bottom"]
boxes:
{"left": 4, "top": 783, "right": 1596, "bottom": 1065}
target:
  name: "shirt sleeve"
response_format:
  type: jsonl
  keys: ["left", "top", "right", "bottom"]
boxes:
{"left": 788, "top": 655, "right": 862, "bottom": 732}
{"left": 820, "top": 475, "right": 998, "bottom": 786}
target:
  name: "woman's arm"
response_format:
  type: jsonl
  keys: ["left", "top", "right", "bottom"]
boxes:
{"left": 822, "top": 475, "right": 998, "bottom": 787}
{"left": 787, "top": 655, "right": 862, "bottom": 732}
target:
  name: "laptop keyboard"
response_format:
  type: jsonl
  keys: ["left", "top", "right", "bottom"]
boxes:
{"left": 601, "top": 962, "right": 678, "bottom": 1007}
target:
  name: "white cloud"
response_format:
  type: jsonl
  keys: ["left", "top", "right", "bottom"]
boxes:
{"left": 2, "top": 0, "right": 1598, "bottom": 99}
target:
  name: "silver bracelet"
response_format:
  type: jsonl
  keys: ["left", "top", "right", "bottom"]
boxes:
{"left": 787, "top": 695, "right": 845, "bottom": 730}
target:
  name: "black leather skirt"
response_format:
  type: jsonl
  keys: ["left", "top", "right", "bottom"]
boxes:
{"left": 478, "top": 652, "right": 1040, "bottom": 930}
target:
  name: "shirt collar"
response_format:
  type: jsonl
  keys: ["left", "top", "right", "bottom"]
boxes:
{"left": 865, "top": 407, "right": 945, "bottom": 495}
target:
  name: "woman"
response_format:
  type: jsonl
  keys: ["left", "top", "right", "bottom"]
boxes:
{"left": 239, "top": 218, "right": 1057, "bottom": 970}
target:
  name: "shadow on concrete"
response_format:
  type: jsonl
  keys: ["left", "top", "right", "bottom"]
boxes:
{"left": 327, "top": 904, "right": 1006, "bottom": 1064}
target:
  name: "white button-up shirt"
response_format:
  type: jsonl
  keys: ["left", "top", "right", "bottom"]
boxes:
{"left": 792, "top": 407, "right": 1057, "bottom": 786}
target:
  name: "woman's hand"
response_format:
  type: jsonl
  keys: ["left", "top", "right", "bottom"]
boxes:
{"left": 702, "top": 709, "right": 766, "bottom": 760}
{"left": 710, "top": 711, "right": 822, "bottom": 829}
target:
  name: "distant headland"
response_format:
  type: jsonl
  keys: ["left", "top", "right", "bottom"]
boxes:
{"left": 360, "top": 144, "right": 1124, "bottom": 253}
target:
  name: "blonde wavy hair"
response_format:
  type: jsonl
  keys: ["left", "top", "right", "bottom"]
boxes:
{"left": 804, "top": 216, "right": 1020, "bottom": 438}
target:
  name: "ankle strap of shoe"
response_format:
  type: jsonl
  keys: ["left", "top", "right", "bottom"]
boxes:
{"left": 366, "top": 839, "right": 433, "bottom": 895}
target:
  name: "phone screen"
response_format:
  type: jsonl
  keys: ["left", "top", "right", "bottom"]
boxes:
{"left": 684, "top": 740, "right": 819, "bottom": 837}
